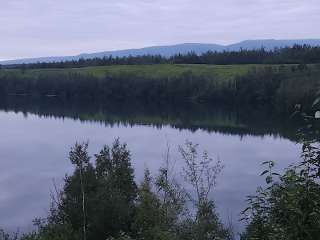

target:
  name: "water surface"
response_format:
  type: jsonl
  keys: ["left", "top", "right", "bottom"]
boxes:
{"left": 0, "top": 100, "right": 301, "bottom": 234}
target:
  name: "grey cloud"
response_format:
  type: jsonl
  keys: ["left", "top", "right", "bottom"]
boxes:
{"left": 0, "top": 0, "right": 319, "bottom": 60}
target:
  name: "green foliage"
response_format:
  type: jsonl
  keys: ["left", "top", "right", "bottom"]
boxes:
{"left": 20, "top": 220, "right": 79, "bottom": 240}
{"left": 17, "top": 139, "right": 232, "bottom": 240}
{"left": 0, "top": 230, "right": 18, "bottom": 240}
{"left": 179, "top": 141, "right": 230, "bottom": 240}
{"left": 242, "top": 166, "right": 320, "bottom": 239}
{"left": 133, "top": 169, "right": 169, "bottom": 240}
{"left": 106, "top": 232, "right": 134, "bottom": 240}
{"left": 69, "top": 142, "right": 90, "bottom": 167}
{"left": 23, "top": 139, "right": 137, "bottom": 240}
{"left": 241, "top": 111, "right": 320, "bottom": 240}
{"left": 0, "top": 64, "right": 255, "bottom": 81}
{"left": 0, "top": 64, "right": 318, "bottom": 114}
{"left": 91, "top": 139, "right": 137, "bottom": 238}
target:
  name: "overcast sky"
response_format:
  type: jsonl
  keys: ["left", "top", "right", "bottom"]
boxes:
{"left": 1, "top": 0, "right": 319, "bottom": 60}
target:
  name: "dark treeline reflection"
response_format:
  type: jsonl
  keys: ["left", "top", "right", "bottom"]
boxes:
{"left": 0, "top": 96, "right": 301, "bottom": 141}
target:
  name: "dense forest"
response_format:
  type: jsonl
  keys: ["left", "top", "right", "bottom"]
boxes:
{"left": 1, "top": 45, "right": 320, "bottom": 69}
{"left": 0, "top": 45, "right": 319, "bottom": 115}
{"left": 0, "top": 64, "right": 319, "bottom": 113}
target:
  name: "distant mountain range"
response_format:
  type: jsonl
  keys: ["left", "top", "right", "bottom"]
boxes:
{"left": 2, "top": 39, "right": 320, "bottom": 65}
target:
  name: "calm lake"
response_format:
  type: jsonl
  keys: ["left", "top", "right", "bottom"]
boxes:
{"left": 0, "top": 98, "right": 301, "bottom": 234}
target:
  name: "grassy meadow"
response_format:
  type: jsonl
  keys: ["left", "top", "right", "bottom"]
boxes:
{"left": 0, "top": 64, "right": 294, "bottom": 81}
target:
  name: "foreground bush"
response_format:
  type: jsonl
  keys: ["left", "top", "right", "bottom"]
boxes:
{"left": 19, "top": 140, "right": 230, "bottom": 240}
{"left": 241, "top": 112, "right": 320, "bottom": 240}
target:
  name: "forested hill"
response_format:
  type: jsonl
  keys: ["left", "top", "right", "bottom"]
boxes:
{"left": 2, "top": 45, "right": 320, "bottom": 69}
{"left": 1, "top": 39, "right": 320, "bottom": 65}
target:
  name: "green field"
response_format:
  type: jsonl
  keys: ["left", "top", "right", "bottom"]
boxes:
{"left": 0, "top": 64, "right": 292, "bottom": 81}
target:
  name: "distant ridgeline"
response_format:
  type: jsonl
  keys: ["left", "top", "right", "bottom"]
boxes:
{"left": 1, "top": 45, "right": 320, "bottom": 69}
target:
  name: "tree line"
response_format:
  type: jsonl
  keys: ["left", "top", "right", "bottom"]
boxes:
{"left": 2, "top": 45, "right": 320, "bottom": 69}
{"left": 0, "top": 64, "right": 319, "bottom": 113}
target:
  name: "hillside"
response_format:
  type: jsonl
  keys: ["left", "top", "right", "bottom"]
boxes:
{"left": 2, "top": 39, "right": 320, "bottom": 65}
{"left": 0, "top": 64, "right": 281, "bottom": 81}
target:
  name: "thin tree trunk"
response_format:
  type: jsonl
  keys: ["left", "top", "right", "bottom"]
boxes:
{"left": 79, "top": 165, "right": 87, "bottom": 240}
